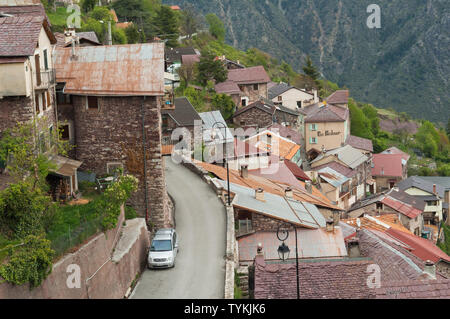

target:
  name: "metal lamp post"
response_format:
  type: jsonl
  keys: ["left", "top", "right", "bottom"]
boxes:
{"left": 276, "top": 225, "right": 300, "bottom": 299}
{"left": 211, "top": 121, "right": 231, "bottom": 206}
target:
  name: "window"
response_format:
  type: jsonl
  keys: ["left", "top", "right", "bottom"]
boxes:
{"left": 277, "top": 96, "right": 282, "bottom": 102}
{"left": 297, "top": 101, "right": 303, "bottom": 108}
{"left": 107, "top": 162, "right": 124, "bottom": 175}
{"left": 376, "top": 202, "right": 383, "bottom": 210}
{"left": 309, "top": 137, "right": 318, "bottom": 144}
{"left": 309, "top": 124, "right": 318, "bottom": 131}
{"left": 57, "top": 91, "right": 72, "bottom": 105}
{"left": 241, "top": 97, "right": 248, "bottom": 107}
{"left": 162, "top": 115, "right": 169, "bottom": 128}
{"left": 253, "top": 84, "right": 259, "bottom": 91}
{"left": 42, "top": 91, "right": 48, "bottom": 111}
{"left": 87, "top": 96, "right": 99, "bottom": 109}
{"left": 43, "top": 49, "right": 48, "bottom": 70}
{"left": 60, "top": 124, "right": 70, "bottom": 140}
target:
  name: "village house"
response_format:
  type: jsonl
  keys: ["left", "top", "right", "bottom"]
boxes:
{"left": 232, "top": 98, "right": 301, "bottom": 131}
{"left": 397, "top": 176, "right": 445, "bottom": 227}
{"left": 345, "top": 135, "right": 373, "bottom": 155}
{"left": 216, "top": 66, "right": 270, "bottom": 107}
{"left": 417, "top": 176, "right": 450, "bottom": 224}
{"left": 310, "top": 145, "right": 373, "bottom": 205}
{"left": 326, "top": 89, "right": 349, "bottom": 108}
{"left": 54, "top": 42, "right": 172, "bottom": 229}
{"left": 268, "top": 82, "right": 319, "bottom": 110}
{"left": 244, "top": 129, "right": 302, "bottom": 167}
{"left": 161, "top": 96, "right": 201, "bottom": 147}
{"left": 314, "top": 166, "right": 353, "bottom": 210}
{"left": 371, "top": 153, "right": 406, "bottom": 193}
{"left": 346, "top": 188, "right": 425, "bottom": 235}
{"left": 303, "top": 101, "right": 350, "bottom": 156}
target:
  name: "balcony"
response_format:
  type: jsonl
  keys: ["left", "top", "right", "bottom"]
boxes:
{"left": 34, "top": 68, "right": 56, "bottom": 90}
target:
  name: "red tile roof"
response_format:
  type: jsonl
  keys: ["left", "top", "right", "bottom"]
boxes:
{"left": 304, "top": 103, "right": 349, "bottom": 123}
{"left": 181, "top": 54, "right": 200, "bottom": 65}
{"left": 214, "top": 80, "right": 241, "bottom": 95}
{"left": 283, "top": 159, "right": 311, "bottom": 181}
{"left": 385, "top": 228, "right": 450, "bottom": 263}
{"left": 312, "top": 161, "right": 357, "bottom": 178}
{"left": 0, "top": 16, "right": 55, "bottom": 57}
{"left": 254, "top": 255, "right": 375, "bottom": 299}
{"left": 381, "top": 196, "right": 422, "bottom": 219}
{"left": 326, "top": 90, "right": 349, "bottom": 104}
{"left": 346, "top": 135, "right": 373, "bottom": 152}
{"left": 372, "top": 153, "right": 404, "bottom": 177}
{"left": 227, "top": 66, "right": 270, "bottom": 85}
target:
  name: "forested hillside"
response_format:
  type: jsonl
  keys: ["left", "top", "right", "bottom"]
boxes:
{"left": 165, "top": 0, "right": 449, "bottom": 124}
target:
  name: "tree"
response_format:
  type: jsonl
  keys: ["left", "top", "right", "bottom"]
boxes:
{"left": 81, "top": 0, "right": 96, "bottom": 13}
{"left": 152, "top": 5, "right": 179, "bottom": 48}
{"left": 180, "top": 4, "right": 200, "bottom": 38}
{"left": 206, "top": 13, "right": 225, "bottom": 42}
{"left": 177, "top": 62, "right": 196, "bottom": 87}
{"left": 124, "top": 24, "right": 141, "bottom": 44}
{"left": 211, "top": 94, "right": 235, "bottom": 120}
{"left": 348, "top": 99, "right": 374, "bottom": 140}
{"left": 302, "top": 55, "right": 321, "bottom": 87}
{"left": 197, "top": 49, "right": 228, "bottom": 86}
{"left": 447, "top": 118, "right": 450, "bottom": 138}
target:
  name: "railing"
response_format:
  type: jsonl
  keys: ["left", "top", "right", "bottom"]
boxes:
{"left": 34, "top": 68, "right": 56, "bottom": 89}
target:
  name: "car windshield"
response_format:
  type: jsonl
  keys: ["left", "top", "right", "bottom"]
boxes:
{"left": 150, "top": 239, "right": 172, "bottom": 252}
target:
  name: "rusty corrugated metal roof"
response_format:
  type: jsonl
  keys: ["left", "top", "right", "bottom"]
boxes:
{"left": 54, "top": 43, "right": 164, "bottom": 96}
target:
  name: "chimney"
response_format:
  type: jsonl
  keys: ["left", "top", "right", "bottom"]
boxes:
{"left": 433, "top": 184, "right": 437, "bottom": 195}
{"left": 240, "top": 164, "right": 248, "bottom": 179}
{"left": 266, "top": 134, "right": 272, "bottom": 145}
{"left": 305, "top": 180, "right": 313, "bottom": 194}
{"left": 326, "top": 219, "right": 334, "bottom": 232}
{"left": 255, "top": 188, "right": 265, "bottom": 201}
{"left": 285, "top": 187, "right": 293, "bottom": 198}
{"left": 422, "top": 260, "right": 436, "bottom": 279}
{"left": 347, "top": 237, "right": 361, "bottom": 257}
{"left": 257, "top": 242, "right": 263, "bottom": 255}
{"left": 381, "top": 167, "right": 384, "bottom": 175}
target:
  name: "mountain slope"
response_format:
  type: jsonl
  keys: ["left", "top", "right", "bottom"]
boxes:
{"left": 166, "top": 0, "right": 449, "bottom": 123}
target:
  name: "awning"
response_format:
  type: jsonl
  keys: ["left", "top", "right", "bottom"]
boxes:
{"left": 49, "top": 156, "right": 82, "bottom": 177}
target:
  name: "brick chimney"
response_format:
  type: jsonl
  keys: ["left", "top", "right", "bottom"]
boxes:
{"left": 347, "top": 237, "right": 361, "bottom": 257}
{"left": 285, "top": 187, "right": 293, "bottom": 198}
{"left": 257, "top": 242, "right": 263, "bottom": 255}
{"left": 255, "top": 188, "right": 265, "bottom": 201}
{"left": 240, "top": 164, "right": 249, "bottom": 179}
{"left": 433, "top": 184, "right": 437, "bottom": 195}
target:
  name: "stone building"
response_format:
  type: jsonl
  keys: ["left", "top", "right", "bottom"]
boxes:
{"left": 232, "top": 98, "right": 301, "bottom": 131}
{"left": 54, "top": 43, "right": 172, "bottom": 229}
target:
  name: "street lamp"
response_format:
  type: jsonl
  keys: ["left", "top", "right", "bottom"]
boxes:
{"left": 211, "top": 121, "right": 231, "bottom": 206}
{"left": 276, "top": 225, "right": 300, "bottom": 299}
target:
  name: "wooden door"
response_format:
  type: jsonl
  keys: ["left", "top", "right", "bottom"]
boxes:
{"left": 35, "top": 54, "right": 41, "bottom": 86}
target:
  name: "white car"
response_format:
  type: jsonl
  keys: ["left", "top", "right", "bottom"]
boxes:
{"left": 148, "top": 228, "right": 179, "bottom": 269}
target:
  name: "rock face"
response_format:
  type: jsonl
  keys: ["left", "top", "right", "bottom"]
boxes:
{"left": 169, "top": 0, "right": 449, "bottom": 123}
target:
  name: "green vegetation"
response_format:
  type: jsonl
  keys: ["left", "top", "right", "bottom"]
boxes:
{"left": 437, "top": 223, "right": 450, "bottom": 255}
{"left": 205, "top": 13, "right": 225, "bottom": 42}
{"left": 196, "top": 49, "right": 228, "bottom": 86}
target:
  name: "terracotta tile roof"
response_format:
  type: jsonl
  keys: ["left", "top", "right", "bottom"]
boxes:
{"left": 312, "top": 161, "right": 357, "bottom": 178}
{"left": 375, "top": 279, "right": 450, "bottom": 299}
{"left": 181, "top": 54, "right": 200, "bottom": 65}
{"left": 253, "top": 255, "right": 375, "bottom": 299}
{"left": 304, "top": 103, "right": 349, "bottom": 123}
{"left": 196, "top": 161, "right": 340, "bottom": 210}
{"left": 342, "top": 214, "right": 413, "bottom": 234}
{"left": 267, "top": 123, "right": 302, "bottom": 145}
{"left": 245, "top": 130, "right": 300, "bottom": 161}
{"left": 381, "top": 196, "right": 422, "bottom": 219}
{"left": 326, "top": 90, "right": 349, "bottom": 104}
{"left": 385, "top": 228, "right": 450, "bottom": 263}
{"left": 283, "top": 159, "right": 311, "bottom": 181}
{"left": 0, "top": 15, "right": 55, "bottom": 57}
{"left": 109, "top": 9, "right": 118, "bottom": 22}
{"left": 372, "top": 153, "right": 404, "bottom": 177}
{"left": 214, "top": 80, "right": 241, "bottom": 95}
{"left": 346, "top": 135, "right": 373, "bottom": 152}
{"left": 227, "top": 65, "right": 270, "bottom": 84}
{"left": 381, "top": 146, "right": 410, "bottom": 162}
{"left": 54, "top": 43, "right": 164, "bottom": 96}
{"left": 170, "top": 5, "right": 181, "bottom": 10}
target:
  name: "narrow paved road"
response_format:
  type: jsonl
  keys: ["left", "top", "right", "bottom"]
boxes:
{"left": 131, "top": 157, "right": 226, "bottom": 299}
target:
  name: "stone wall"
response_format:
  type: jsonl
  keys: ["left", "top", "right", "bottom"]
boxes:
{"left": 0, "top": 209, "right": 151, "bottom": 299}
{"left": 239, "top": 83, "right": 268, "bottom": 103}
{"left": 233, "top": 108, "right": 272, "bottom": 129}
{"left": 0, "top": 96, "right": 34, "bottom": 135}
{"left": 70, "top": 95, "right": 171, "bottom": 230}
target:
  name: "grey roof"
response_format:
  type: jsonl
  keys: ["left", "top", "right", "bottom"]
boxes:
{"left": 387, "top": 188, "right": 426, "bottom": 211}
{"left": 416, "top": 176, "right": 450, "bottom": 191}
{"left": 346, "top": 135, "right": 373, "bottom": 152}
{"left": 311, "top": 145, "right": 369, "bottom": 169}
{"left": 215, "top": 179, "right": 326, "bottom": 228}
{"left": 347, "top": 193, "right": 386, "bottom": 213}
{"left": 317, "top": 167, "right": 350, "bottom": 188}
{"left": 161, "top": 97, "right": 201, "bottom": 126}
{"left": 77, "top": 31, "right": 100, "bottom": 44}
{"left": 268, "top": 82, "right": 313, "bottom": 100}
{"left": 397, "top": 176, "right": 445, "bottom": 198}
{"left": 199, "top": 110, "right": 233, "bottom": 144}
{"left": 165, "top": 46, "right": 198, "bottom": 63}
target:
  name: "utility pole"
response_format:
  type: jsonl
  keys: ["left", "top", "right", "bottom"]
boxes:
{"left": 107, "top": 21, "right": 112, "bottom": 45}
